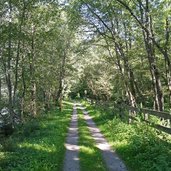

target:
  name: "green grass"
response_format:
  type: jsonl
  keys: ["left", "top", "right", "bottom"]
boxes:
{"left": 77, "top": 108, "right": 107, "bottom": 171}
{"left": 83, "top": 101, "right": 171, "bottom": 171}
{"left": 0, "top": 101, "right": 73, "bottom": 171}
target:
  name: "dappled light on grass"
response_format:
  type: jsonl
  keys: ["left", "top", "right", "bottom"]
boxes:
{"left": 80, "top": 145, "right": 97, "bottom": 155}
{"left": 0, "top": 103, "right": 73, "bottom": 171}
{"left": 18, "top": 142, "right": 56, "bottom": 153}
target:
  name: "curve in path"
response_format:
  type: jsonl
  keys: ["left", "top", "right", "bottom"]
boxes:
{"left": 63, "top": 104, "right": 80, "bottom": 171}
{"left": 81, "top": 106, "right": 127, "bottom": 171}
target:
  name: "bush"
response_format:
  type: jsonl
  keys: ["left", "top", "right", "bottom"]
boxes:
{"left": 0, "top": 137, "right": 16, "bottom": 152}
{"left": 23, "top": 120, "right": 40, "bottom": 137}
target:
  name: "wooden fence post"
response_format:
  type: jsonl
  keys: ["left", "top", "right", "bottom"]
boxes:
{"left": 128, "top": 109, "right": 132, "bottom": 124}
{"left": 144, "top": 113, "right": 148, "bottom": 121}
{"left": 167, "top": 119, "right": 170, "bottom": 127}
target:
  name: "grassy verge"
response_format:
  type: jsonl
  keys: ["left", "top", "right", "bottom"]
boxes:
{"left": 77, "top": 108, "right": 107, "bottom": 171}
{"left": 83, "top": 101, "right": 171, "bottom": 171}
{"left": 0, "top": 101, "right": 73, "bottom": 171}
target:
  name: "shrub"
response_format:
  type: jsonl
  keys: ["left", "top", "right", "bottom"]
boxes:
{"left": 23, "top": 120, "right": 40, "bottom": 137}
{"left": 0, "top": 137, "right": 16, "bottom": 152}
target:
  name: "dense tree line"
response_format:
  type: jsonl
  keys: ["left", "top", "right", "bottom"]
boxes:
{"left": 0, "top": 0, "right": 76, "bottom": 125}
{"left": 0, "top": 0, "right": 171, "bottom": 128}
{"left": 69, "top": 0, "right": 171, "bottom": 111}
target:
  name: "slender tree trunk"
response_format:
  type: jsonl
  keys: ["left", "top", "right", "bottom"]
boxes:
{"left": 30, "top": 25, "right": 37, "bottom": 117}
{"left": 123, "top": 21, "right": 143, "bottom": 101}
{"left": 47, "top": 91, "right": 51, "bottom": 110}
{"left": 56, "top": 51, "right": 66, "bottom": 111}
{"left": 56, "top": 73, "right": 63, "bottom": 110}
{"left": 20, "top": 36, "right": 27, "bottom": 122}
{"left": 103, "top": 27, "right": 137, "bottom": 107}
{"left": 115, "top": 41, "right": 137, "bottom": 107}
{"left": 139, "top": 0, "right": 164, "bottom": 111}
{"left": 31, "top": 82, "right": 36, "bottom": 116}
{"left": 13, "top": 1, "right": 26, "bottom": 106}
{"left": 21, "top": 66, "right": 26, "bottom": 122}
{"left": 114, "top": 46, "right": 136, "bottom": 107}
{"left": 114, "top": 18, "right": 137, "bottom": 107}
{"left": 7, "top": 0, "right": 14, "bottom": 124}
{"left": 44, "top": 90, "right": 51, "bottom": 111}
{"left": 164, "top": 17, "right": 171, "bottom": 106}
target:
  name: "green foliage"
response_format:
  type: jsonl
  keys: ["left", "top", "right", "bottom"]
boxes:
{"left": 69, "top": 46, "right": 115, "bottom": 101}
{"left": 68, "top": 0, "right": 171, "bottom": 110}
{"left": 0, "top": 137, "right": 17, "bottom": 152}
{"left": 84, "top": 102, "right": 171, "bottom": 171}
{"left": 22, "top": 120, "right": 41, "bottom": 137}
{"left": 0, "top": 102, "right": 73, "bottom": 171}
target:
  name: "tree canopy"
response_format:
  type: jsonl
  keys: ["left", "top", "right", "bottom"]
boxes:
{"left": 0, "top": 0, "right": 171, "bottom": 124}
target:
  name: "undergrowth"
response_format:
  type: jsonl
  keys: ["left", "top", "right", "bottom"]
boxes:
{"left": 0, "top": 101, "right": 73, "bottom": 171}
{"left": 83, "top": 101, "right": 171, "bottom": 171}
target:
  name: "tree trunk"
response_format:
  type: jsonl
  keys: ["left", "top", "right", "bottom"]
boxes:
{"left": 7, "top": 0, "right": 14, "bottom": 124}
{"left": 13, "top": 1, "right": 26, "bottom": 106}
{"left": 139, "top": 0, "right": 164, "bottom": 111}
{"left": 115, "top": 40, "right": 137, "bottom": 107}
{"left": 31, "top": 82, "right": 37, "bottom": 116}
{"left": 164, "top": 17, "right": 171, "bottom": 107}
{"left": 56, "top": 51, "right": 66, "bottom": 111}
{"left": 115, "top": 0, "right": 164, "bottom": 111}
{"left": 30, "top": 25, "right": 37, "bottom": 117}
{"left": 20, "top": 36, "right": 27, "bottom": 122}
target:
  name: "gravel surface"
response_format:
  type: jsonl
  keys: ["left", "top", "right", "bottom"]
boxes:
{"left": 63, "top": 104, "right": 80, "bottom": 171}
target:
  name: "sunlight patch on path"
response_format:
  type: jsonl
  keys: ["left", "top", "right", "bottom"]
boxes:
{"left": 63, "top": 104, "right": 80, "bottom": 171}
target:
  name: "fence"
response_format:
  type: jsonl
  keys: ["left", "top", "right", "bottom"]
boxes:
{"left": 87, "top": 100, "right": 171, "bottom": 135}
{"left": 121, "top": 104, "right": 171, "bottom": 135}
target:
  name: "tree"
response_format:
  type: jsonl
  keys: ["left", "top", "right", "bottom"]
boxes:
{"left": 68, "top": 0, "right": 171, "bottom": 111}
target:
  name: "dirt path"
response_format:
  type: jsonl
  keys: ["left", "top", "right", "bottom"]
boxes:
{"left": 63, "top": 104, "right": 80, "bottom": 171}
{"left": 81, "top": 106, "right": 127, "bottom": 171}
{"left": 63, "top": 103, "right": 127, "bottom": 171}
